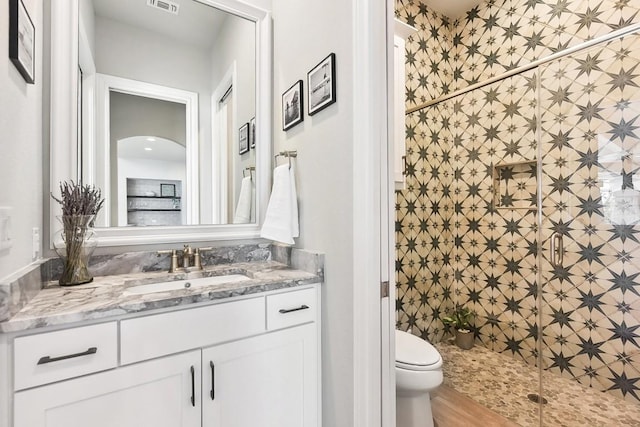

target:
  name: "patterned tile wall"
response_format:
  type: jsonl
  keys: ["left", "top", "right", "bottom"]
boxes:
{"left": 539, "top": 35, "right": 640, "bottom": 403}
{"left": 396, "top": 100, "right": 455, "bottom": 343}
{"left": 396, "top": 0, "right": 640, "bottom": 102}
{"left": 395, "top": 0, "right": 640, "bottom": 404}
{"left": 452, "top": 70, "right": 541, "bottom": 366}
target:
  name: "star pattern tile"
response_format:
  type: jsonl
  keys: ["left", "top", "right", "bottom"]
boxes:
{"left": 395, "top": 0, "right": 640, "bottom": 407}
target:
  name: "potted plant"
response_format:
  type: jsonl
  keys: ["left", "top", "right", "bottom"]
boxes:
{"left": 442, "top": 306, "right": 474, "bottom": 350}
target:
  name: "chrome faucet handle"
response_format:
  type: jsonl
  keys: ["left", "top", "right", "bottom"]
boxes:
{"left": 157, "top": 249, "right": 179, "bottom": 273}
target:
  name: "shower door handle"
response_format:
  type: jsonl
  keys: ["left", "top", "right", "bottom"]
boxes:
{"left": 550, "top": 233, "right": 564, "bottom": 267}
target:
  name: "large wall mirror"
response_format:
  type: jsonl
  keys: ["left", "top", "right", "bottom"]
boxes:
{"left": 49, "top": 0, "right": 272, "bottom": 247}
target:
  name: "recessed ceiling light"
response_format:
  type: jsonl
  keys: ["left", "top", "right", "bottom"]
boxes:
{"left": 146, "top": 137, "right": 156, "bottom": 142}
{"left": 144, "top": 147, "right": 153, "bottom": 151}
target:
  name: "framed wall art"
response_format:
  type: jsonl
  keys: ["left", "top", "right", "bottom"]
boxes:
{"left": 160, "top": 183, "right": 176, "bottom": 198}
{"left": 239, "top": 122, "right": 250, "bottom": 154}
{"left": 9, "top": 0, "right": 35, "bottom": 84}
{"left": 282, "top": 80, "right": 303, "bottom": 131}
{"left": 250, "top": 117, "right": 256, "bottom": 149}
{"left": 307, "top": 53, "right": 336, "bottom": 115}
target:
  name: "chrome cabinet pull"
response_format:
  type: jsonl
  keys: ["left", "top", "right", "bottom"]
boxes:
{"left": 190, "top": 366, "right": 195, "bottom": 407}
{"left": 279, "top": 305, "right": 309, "bottom": 314}
{"left": 37, "top": 347, "right": 97, "bottom": 365}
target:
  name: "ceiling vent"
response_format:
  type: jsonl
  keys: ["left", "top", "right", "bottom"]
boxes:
{"left": 146, "top": 0, "right": 180, "bottom": 15}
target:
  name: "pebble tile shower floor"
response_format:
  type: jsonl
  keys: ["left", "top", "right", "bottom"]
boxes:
{"left": 435, "top": 341, "right": 640, "bottom": 426}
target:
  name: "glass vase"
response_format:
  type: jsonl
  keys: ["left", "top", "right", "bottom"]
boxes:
{"left": 53, "top": 215, "right": 98, "bottom": 286}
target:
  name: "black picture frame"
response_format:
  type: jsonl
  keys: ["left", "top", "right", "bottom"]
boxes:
{"left": 9, "top": 0, "right": 35, "bottom": 84}
{"left": 282, "top": 80, "right": 304, "bottom": 131}
{"left": 307, "top": 53, "right": 336, "bottom": 115}
{"left": 239, "top": 123, "right": 250, "bottom": 154}
{"left": 160, "top": 183, "right": 176, "bottom": 198}
{"left": 249, "top": 117, "right": 256, "bottom": 149}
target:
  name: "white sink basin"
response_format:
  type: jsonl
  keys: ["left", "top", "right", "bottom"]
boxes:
{"left": 124, "top": 274, "right": 251, "bottom": 295}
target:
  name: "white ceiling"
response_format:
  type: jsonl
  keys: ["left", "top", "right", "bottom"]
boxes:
{"left": 419, "top": 0, "right": 486, "bottom": 18}
{"left": 91, "top": 0, "right": 248, "bottom": 49}
{"left": 118, "top": 136, "right": 186, "bottom": 163}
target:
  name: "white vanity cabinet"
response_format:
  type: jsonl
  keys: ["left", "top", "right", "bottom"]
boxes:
{"left": 202, "top": 324, "right": 317, "bottom": 427}
{"left": 202, "top": 287, "right": 319, "bottom": 427}
{"left": 14, "top": 350, "right": 201, "bottom": 427}
{"left": 6, "top": 285, "right": 321, "bottom": 427}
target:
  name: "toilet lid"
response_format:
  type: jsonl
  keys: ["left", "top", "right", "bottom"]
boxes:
{"left": 395, "top": 330, "right": 441, "bottom": 370}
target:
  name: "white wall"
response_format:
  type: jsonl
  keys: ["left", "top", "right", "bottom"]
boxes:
{"left": 209, "top": 15, "right": 256, "bottom": 219}
{"left": 272, "top": 1, "right": 355, "bottom": 424}
{"left": 94, "top": 16, "right": 212, "bottom": 102}
{"left": 2, "top": 2, "right": 382, "bottom": 425}
{"left": 109, "top": 92, "right": 186, "bottom": 146}
{"left": 210, "top": 15, "right": 255, "bottom": 129}
{"left": 94, "top": 16, "right": 212, "bottom": 222}
{"left": 109, "top": 92, "right": 186, "bottom": 224}
{"left": 0, "top": 0, "right": 43, "bottom": 280}
{"left": 78, "top": 0, "right": 95, "bottom": 56}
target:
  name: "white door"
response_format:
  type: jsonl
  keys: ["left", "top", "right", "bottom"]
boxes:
{"left": 14, "top": 350, "right": 201, "bottom": 427}
{"left": 202, "top": 324, "right": 318, "bottom": 427}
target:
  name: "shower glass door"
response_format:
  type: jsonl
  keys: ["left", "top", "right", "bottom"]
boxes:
{"left": 538, "top": 30, "right": 640, "bottom": 424}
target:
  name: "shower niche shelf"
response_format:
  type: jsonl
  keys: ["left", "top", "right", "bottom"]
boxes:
{"left": 492, "top": 160, "right": 538, "bottom": 211}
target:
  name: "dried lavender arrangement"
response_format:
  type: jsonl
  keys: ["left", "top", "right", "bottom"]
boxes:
{"left": 51, "top": 181, "right": 104, "bottom": 285}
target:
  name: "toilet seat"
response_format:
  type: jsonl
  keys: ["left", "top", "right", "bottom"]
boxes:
{"left": 395, "top": 330, "right": 442, "bottom": 371}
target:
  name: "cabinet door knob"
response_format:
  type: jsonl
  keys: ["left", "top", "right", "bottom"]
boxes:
{"left": 278, "top": 305, "right": 309, "bottom": 314}
{"left": 37, "top": 347, "right": 97, "bottom": 365}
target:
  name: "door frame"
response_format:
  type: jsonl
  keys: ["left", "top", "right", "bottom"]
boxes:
{"left": 211, "top": 63, "right": 238, "bottom": 224}
{"left": 352, "top": 0, "right": 395, "bottom": 426}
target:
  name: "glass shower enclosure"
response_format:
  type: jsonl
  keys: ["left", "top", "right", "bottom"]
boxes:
{"left": 396, "top": 25, "right": 640, "bottom": 425}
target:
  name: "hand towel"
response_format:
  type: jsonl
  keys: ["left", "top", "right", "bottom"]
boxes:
{"left": 250, "top": 179, "right": 256, "bottom": 223}
{"left": 289, "top": 164, "right": 299, "bottom": 237}
{"left": 260, "top": 164, "right": 299, "bottom": 244}
{"left": 233, "top": 176, "right": 253, "bottom": 224}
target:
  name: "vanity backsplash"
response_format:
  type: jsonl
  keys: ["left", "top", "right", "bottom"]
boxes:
{"left": 45, "top": 243, "right": 273, "bottom": 281}
{"left": 0, "top": 243, "right": 324, "bottom": 323}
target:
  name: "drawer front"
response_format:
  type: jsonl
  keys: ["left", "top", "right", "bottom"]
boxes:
{"left": 14, "top": 322, "right": 118, "bottom": 391}
{"left": 266, "top": 287, "right": 317, "bottom": 331}
{"left": 120, "top": 296, "right": 265, "bottom": 365}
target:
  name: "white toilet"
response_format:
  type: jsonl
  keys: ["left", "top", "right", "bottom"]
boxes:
{"left": 395, "top": 329, "right": 443, "bottom": 427}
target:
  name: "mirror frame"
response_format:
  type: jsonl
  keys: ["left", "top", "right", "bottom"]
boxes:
{"left": 49, "top": 0, "right": 272, "bottom": 248}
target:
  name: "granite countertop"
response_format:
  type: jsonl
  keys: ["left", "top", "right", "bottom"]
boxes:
{"left": 0, "top": 260, "right": 321, "bottom": 333}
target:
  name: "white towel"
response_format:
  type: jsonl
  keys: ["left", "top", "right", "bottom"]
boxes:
{"left": 260, "top": 164, "right": 299, "bottom": 245}
{"left": 233, "top": 176, "right": 253, "bottom": 224}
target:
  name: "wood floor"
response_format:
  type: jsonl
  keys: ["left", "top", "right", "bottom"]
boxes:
{"left": 431, "top": 385, "right": 520, "bottom": 427}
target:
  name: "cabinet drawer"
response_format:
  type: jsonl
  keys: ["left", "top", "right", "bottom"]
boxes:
{"left": 120, "top": 296, "right": 265, "bottom": 365}
{"left": 266, "top": 287, "right": 317, "bottom": 331}
{"left": 14, "top": 322, "right": 118, "bottom": 391}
